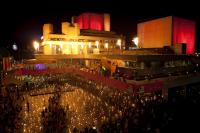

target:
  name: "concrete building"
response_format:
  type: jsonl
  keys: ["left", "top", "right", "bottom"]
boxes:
{"left": 137, "top": 16, "right": 196, "bottom": 54}
{"left": 40, "top": 13, "right": 125, "bottom": 55}
{"left": 34, "top": 14, "right": 198, "bottom": 81}
{"left": 29, "top": 14, "right": 199, "bottom": 98}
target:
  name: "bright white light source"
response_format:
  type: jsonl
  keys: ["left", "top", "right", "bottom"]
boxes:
{"left": 49, "top": 42, "right": 52, "bottom": 48}
{"left": 33, "top": 41, "right": 39, "bottom": 51}
{"left": 88, "top": 42, "right": 91, "bottom": 48}
{"left": 117, "top": 39, "right": 121, "bottom": 49}
{"left": 12, "top": 44, "right": 18, "bottom": 51}
{"left": 132, "top": 37, "right": 139, "bottom": 47}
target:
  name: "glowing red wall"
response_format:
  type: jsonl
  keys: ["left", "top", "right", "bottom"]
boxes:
{"left": 173, "top": 17, "right": 196, "bottom": 54}
{"left": 74, "top": 13, "right": 104, "bottom": 31}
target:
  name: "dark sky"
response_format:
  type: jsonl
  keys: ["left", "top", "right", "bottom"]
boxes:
{"left": 1, "top": 0, "right": 200, "bottom": 51}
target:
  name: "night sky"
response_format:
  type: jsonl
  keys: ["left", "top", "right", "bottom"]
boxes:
{"left": 0, "top": 0, "right": 200, "bottom": 51}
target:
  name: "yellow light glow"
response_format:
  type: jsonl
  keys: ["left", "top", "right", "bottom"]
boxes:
{"left": 117, "top": 39, "right": 121, "bottom": 45}
{"left": 105, "top": 43, "right": 108, "bottom": 49}
{"left": 80, "top": 43, "right": 84, "bottom": 49}
{"left": 88, "top": 42, "right": 91, "bottom": 48}
{"left": 60, "top": 43, "right": 63, "bottom": 49}
{"left": 33, "top": 41, "right": 39, "bottom": 51}
{"left": 95, "top": 41, "right": 99, "bottom": 48}
{"left": 49, "top": 42, "right": 52, "bottom": 48}
{"left": 41, "top": 42, "right": 45, "bottom": 46}
{"left": 117, "top": 39, "right": 121, "bottom": 49}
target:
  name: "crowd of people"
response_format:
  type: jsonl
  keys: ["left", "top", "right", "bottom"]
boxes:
{"left": 1, "top": 72, "right": 200, "bottom": 133}
{"left": 41, "top": 93, "right": 69, "bottom": 133}
{"left": 0, "top": 85, "right": 24, "bottom": 133}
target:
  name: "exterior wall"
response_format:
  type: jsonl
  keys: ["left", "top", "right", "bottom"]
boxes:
{"left": 93, "top": 48, "right": 100, "bottom": 54}
{"left": 42, "top": 40, "right": 119, "bottom": 55}
{"left": 104, "top": 14, "right": 110, "bottom": 31}
{"left": 71, "top": 44, "right": 80, "bottom": 54}
{"left": 61, "top": 22, "right": 80, "bottom": 36}
{"left": 44, "top": 44, "right": 52, "bottom": 55}
{"left": 62, "top": 43, "right": 72, "bottom": 54}
{"left": 173, "top": 17, "right": 196, "bottom": 54}
{"left": 61, "top": 22, "right": 70, "bottom": 34}
{"left": 42, "top": 14, "right": 123, "bottom": 55}
{"left": 74, "top": 23, "right": 80, "bottom": 36}
{"left": 43, "top": 24, "right": 53, "bottom": 37}
{"left": 42, "top": 33, "right": 124, "bottom": 55}
{"left": 137, "top": 16, "right": 196, "bottom": 54}
{"left": 74, "top": 13, "right": 104, "bottom": 31}
{"left": 137, "top": 16, "right": 172, "bottom": 48}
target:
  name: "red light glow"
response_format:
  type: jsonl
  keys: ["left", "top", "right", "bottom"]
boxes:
{"left": 173, "top": 17, "right": 196, "bottom": 54}
{"left": 74, "top": 13, "right": 104, "bottom": 31}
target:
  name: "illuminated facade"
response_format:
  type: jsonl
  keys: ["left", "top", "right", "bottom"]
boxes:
{"left": 25, "top": 14, "right": 199, "bottom": 98}
{"left": 137, "top": 16, "right": 196, "bottom": 54}
{"left": 36, "top": 15, "right": 197, "bottom": 78}
{"left": 41, "top": 13, "right": 124, "bottom": 55}
{"left": 73, "top": 13, "right": 110, "bottom": 31}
